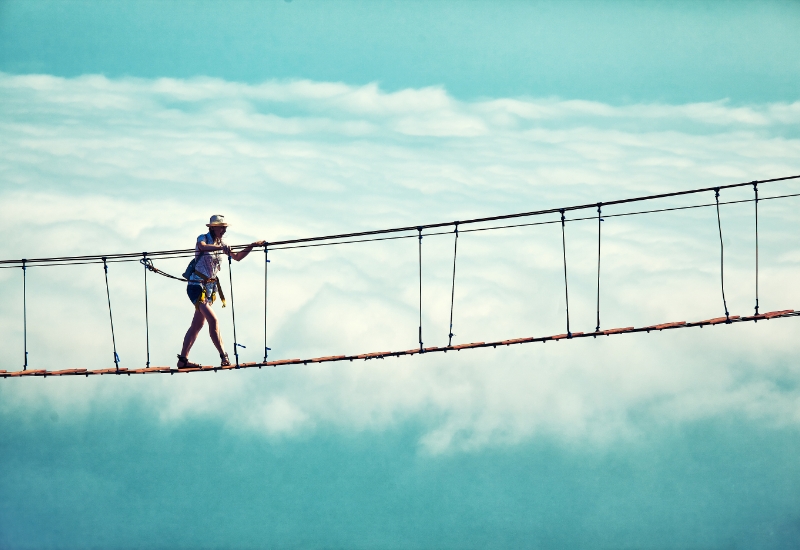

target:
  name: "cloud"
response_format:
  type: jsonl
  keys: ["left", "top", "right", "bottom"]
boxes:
{"left": 1, "top": 72, "right": 800, "bottom": 453}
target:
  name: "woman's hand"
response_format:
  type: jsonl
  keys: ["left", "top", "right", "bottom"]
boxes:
{"left": 253, "top": 240, "right": 267, "bottom": 248}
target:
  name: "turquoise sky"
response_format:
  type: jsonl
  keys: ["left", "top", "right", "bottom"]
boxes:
{"left": 2, "top": 2, "right": 800, "bottom": 549}
{"left": 2, "top": 0, "right": 800, "bottom": 103}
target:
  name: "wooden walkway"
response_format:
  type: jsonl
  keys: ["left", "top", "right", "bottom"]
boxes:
{"left": 2, "top": 309, "right": 795, "bottom": 379}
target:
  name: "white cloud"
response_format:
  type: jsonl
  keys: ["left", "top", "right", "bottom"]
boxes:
{"left": 1, "top": 73, "right": 800, "bottom": 454}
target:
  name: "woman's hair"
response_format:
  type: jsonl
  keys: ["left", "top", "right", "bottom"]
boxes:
{"left": 210, "top": 226, "right": 226, "bottom": 243}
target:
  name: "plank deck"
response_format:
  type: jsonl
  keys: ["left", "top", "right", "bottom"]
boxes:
{"left": 2, "top": 310, "right": 796, "bottom": 379}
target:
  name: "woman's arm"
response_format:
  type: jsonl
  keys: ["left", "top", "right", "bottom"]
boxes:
{"left": 230, "top": 240, "right": 266, "bottom": 262}
{"left": 196, "top": 241, "right": 228, "bottom": 253}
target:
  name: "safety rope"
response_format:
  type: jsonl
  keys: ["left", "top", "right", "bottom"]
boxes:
{"left": 595, "top": 204, "right": 603, "bottom": 333}
{"left": 140, "top": 259, "right": 187, "bottom": 282}
{"left": 448, "top": 222, "right": 459, "bottom": 347}
{"left": 141, "top": 253, "right": 151, "bottom": 368}
{"left": 418, "top": 227, "right": 423, "bottom": 352}
{"left": 102, "top": 258, "right": 120, "bottom": 371}
{"left": 714, "top": 189, "right": 731, "bottom": 323}
{"left": 22, "top": 259, "right": 27, "bottom": 370}
{"left": 228, "top": 256, "right": 241, "bottom": 368}
{"left": 560, "top": 210, "right": 571, "bottom": 338}
{"left": 753, "top": 183, "right": 760, "bottom": 316}
{"left": 264, "top": 245, "right": 271, "bottom": 363}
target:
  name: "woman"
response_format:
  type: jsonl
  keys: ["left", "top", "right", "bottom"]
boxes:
{"left": 177, "top": 215, "right": 265, "bottom": 368}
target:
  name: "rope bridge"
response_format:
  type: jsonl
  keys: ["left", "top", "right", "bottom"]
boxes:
{"left": 2, "top": 174, "right": 799, "bottom": 379}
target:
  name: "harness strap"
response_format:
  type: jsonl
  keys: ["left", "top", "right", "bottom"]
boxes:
{"left": 192, "top": 270, "right": 226, "bottom": 306}
{"left": 140, "top": 259, "right": 226, "bottom": 306}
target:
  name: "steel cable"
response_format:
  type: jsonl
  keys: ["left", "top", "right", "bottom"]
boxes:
{"left": 448, "top": 223, "right": 459, "bottom": 347}
{"left": 754, "top": 183, "right": 760, "bottom": 316}
{"left": 418, "top": 227, "right": 423, "bottom": 352}
{"left": 714, "top": 190, "right": 731, "bottom": 323}
{"left": 141, "top": 253, "right": 151, "bottom": 368}
{"left": 560, "top": 210, "right": 572, "bottom": 338}
{"left": 4, "top": 175, "right": 799, "bottom": 268}
{"left": 595, "top": 204, "right": 602, "bottom": 333}
{"left": 22, "top": 259, "right": 28, "bottom": 370}
{"left": 102, "top": 258, "right": 120, "bottom": 371}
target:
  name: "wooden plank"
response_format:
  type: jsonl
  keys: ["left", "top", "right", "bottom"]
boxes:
{"left": 501, "top": 337, "right": 534, "bottom": 345}
{"left": 601, "top": 327, "right": 634, "bottom": 335}
{"left": 49, "top": 369, "right": 88, "bottom": 375}
{"left": 451, "top": 342, "right": 485, "bottom": 350}
{"left": 552, "top": 332, "right": 584, "bottom": 340}
{"left": 765, "top": 309, "right": 794, "bottom": 318}
{"left": 652, "top": 321, "right": 687, "bottom": 330}
{"left": 357, "top": 351, "right": 391, "bottom": 359}
{"left": 4, "top": 309, "right": 798, "bottom": 381}
{"left": 311, "top": 355, "right": 347, "bottom": 363}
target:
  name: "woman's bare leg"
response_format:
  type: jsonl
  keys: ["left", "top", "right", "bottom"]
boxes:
{"left": 180, "top": 307, "right": 206, "bottom": 357}
{"left": 197, "top": 302, "right": 226, "bottom": 356}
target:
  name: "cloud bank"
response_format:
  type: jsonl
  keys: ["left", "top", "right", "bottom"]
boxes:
{"left": 1, "top": 73, "right": 800, "bottom": 453}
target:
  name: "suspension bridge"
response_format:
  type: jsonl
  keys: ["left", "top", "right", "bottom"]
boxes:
{"left": 2, "top": 174, "right": 799, "bottom": 379}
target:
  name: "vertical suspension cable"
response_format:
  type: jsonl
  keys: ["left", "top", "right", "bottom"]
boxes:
{"left": 753, "top": 183, "right": 759, "bottom": 316}
{"left": 228, "top": 256, "right": 240, "bottom": 368}
{"left": 102, "top": 258, "right": 120, "bottom": 371}
{"left": 595, "top": 204, "right": 602, "bottom": 333}
{"left": 560, "top": 210, "right": 571, "bottom": 338}
{"left": 417, "top": 227, "right": 423, "bottom": 353}
{"left": 22, "top": 259, "right": 28, "bottom": 371}
{"left": 142, "top": 253, "right": 151, "bottom": 368}
{"left": 714, "top": 189, "right": 731, "bottom": 323}
{"left": 263, "top": 245, "right": 271, "bottom": 363}
{"left": 448, "top": 222, "right": 459, "bottom": 347}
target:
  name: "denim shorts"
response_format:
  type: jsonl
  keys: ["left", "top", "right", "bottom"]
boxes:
{"left": 187, "top": 283, "right": 204, "bottom": 305}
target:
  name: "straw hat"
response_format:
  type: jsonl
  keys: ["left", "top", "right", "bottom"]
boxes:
{"left": 206, "top": 215, "right": 228, "bottom": 227}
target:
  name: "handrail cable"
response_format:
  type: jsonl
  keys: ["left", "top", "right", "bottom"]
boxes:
{"left": 3, "top": 175, "right": 797, "bottom": 267}
{"left": 5, "top": 190, "right": 800, "bottom": 270}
